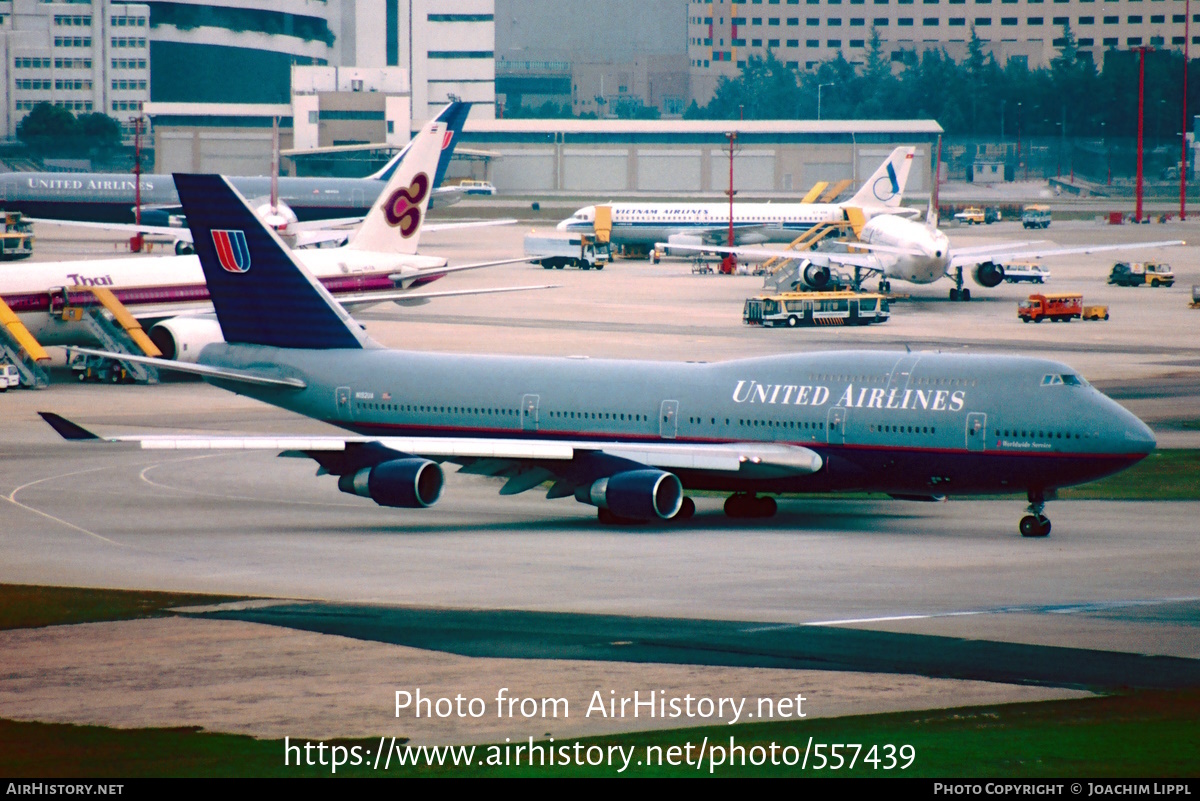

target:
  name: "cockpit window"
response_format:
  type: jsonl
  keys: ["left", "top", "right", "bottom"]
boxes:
{"left": 1042, "top": 373, "right": 1087, "bottom": 387}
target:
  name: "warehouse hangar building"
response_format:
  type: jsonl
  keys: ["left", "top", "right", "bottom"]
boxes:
{"left": 455, "top": 118, "right": 940, "bottom": 195}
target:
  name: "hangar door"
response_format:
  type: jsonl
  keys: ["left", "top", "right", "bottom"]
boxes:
{"left": 562, "top": 149, "right": 629, "bottom": 192}
{"left": 637, "top": 150, "right": 701, "bottom": 192}
{"left": 491, "top": 150, "right": 556, "bottom": 193}
{"left": 711, "top": 151, "right": 775, "bottom": 192}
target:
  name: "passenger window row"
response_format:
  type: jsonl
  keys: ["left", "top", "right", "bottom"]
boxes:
{"left": 869, "top": 424, "right": 937, "bottom": 434}
{"left": 997, "top": 428, "right": 1086, "bottom": 440}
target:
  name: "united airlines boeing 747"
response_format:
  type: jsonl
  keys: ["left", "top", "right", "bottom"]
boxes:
{"left": 46, "top": 174, "right": 1157, "bottom": 537}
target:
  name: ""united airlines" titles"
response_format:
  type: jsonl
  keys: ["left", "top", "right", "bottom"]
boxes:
{"left": 732, "top": 380, "right": 966, "bottom": 412}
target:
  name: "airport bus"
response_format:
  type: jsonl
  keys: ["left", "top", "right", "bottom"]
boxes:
{"left": 743, "top": 290, "right": 890, "bottom": 327}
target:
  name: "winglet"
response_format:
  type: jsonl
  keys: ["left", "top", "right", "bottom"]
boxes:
{"left": 39, "top": 412, "right": 100, "bottom": 441}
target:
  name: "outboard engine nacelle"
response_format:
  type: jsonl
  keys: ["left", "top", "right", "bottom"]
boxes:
{"left": 338, "top": 458, "right": 445, "bottom": 508}
{"left": 577, "top": 469, "right": 683, "bottom": 520}
{"left": 665, "top": 233, "right": 705, "bottom": 256}
{"left": 800, "top": 259, "right": 832, "bottom": 290}
{"left": 148, "top": 317, "right": 226, "bottom": 363}
{"left": 972, "top": 261, "right": 1005, "bottom": 288}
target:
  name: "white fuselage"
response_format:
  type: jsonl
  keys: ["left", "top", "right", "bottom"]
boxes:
{"left": 1, "top": 248, "right": 448, "bottom": 345}
{"left": 858, "top": 214, "right": 951, "bottom": 285}
{"left": 557, "top": 202, "right": 899, "bottom": 246}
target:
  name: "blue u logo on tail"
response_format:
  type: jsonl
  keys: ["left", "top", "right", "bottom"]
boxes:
{"left": 212, "top": 229, "right": 251, "bottom": 273}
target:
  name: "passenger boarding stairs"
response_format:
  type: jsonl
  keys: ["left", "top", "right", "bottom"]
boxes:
{"left": 61, "top": 286, "right": 161, "bottom": 384}
{"left": 0, "top": 308, "right": 51, "bottom": 390}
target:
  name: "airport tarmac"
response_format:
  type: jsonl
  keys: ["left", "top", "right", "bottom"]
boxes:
{"left": 2, "top": 213, "right": 1199, "bottom": 741}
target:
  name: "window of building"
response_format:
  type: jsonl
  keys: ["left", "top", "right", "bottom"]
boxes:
{"left": 950, "top": 16, "right": 967, "bottom": 23}
{"left": 828, "top": 16, "right": 843, "bottom": 24}
{"left": 807, "top": 37, "right": 820, "bottom": 45}
{"left": 850, "top": 37, "right": 865, "bottom": 44}
{"left": 788, "top": 16, "right": 800, "bottom": 23}
{"left": 976, "top": 15, "right": 992, "bottom": 22}
{"left": 1053, "top": 15, "right": 1068, "bottom": 22}
{"left": 924, "top": 15, "right": 941, "bottom": 23}
{"left": 808, "top": 16, "right": 820, "bottom": 23}
{"left": 1150, "top": 14, "right": 1164, "bottom": 21}
{"left": 827, "top": 37, "right": 842, "bottom": 44}
{"left": 875, "top": 16, "right": 891, "bottom": 23}
{"left": 1002, "top": 16, "right": 1018, "bottom": 23}
{"left": 1079, "top": 15, "right": 1094, "bottom": 23}
{"left": 1079, "top": 36, "right": 1094, "bottom": 44}
{"left": 1028, "top": 16, "right": 1044, "bottom": 23}
{"left": 851, "top": 16, "right": 865, "bottom": 23}
{"left": 769, "top": 37, "right": 781, "bottom": 44}
{"left": 1103, "top": 14, "right": 1118, "bottom": 21}
{"left": 899, "top": 16, "right": 915, "bottom": 23}
{"left": 753, "top": 37, "right": 764, "bottom": 44}
{"left": 1127, "top": 35, "right": 1143, "bottom": 44}
{"left": 769, "top": 16, "right": 781, "bottom": 24}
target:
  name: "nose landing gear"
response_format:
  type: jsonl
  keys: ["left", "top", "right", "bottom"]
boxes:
{"left": 948, "top": 266, "right": 971, "bottom": 302}
{"left": 1019, "top": 490, "right": 1051, "bottom": 537}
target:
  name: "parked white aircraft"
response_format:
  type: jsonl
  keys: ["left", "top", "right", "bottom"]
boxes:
{"left": 557, "top": 147, "right": 919, "bottom": 251}
{"left": 664, "top": 208, "right": 1185, "bottom": 300}
{"left": 0, "top": 118, "right": 545, "bottom": 363}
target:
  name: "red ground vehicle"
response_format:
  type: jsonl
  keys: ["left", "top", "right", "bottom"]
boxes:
{"left": 1018, "top": 293, "right": 1082, "bottom": 323}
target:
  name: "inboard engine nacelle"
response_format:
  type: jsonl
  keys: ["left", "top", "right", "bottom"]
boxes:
{"left": 338, "top": 458, "right": 445, "bottom": 508}
{"left": 577, "top": 469, "right": 683, "bottom": 520}
{"left": 148, "top": 317, "right": 226, "bottom": 363}
{"left": 972, "top": 261, "right": 1005, "bottom": 288}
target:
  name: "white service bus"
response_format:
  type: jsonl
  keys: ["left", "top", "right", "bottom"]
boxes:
{"left": 743, "top": 291, "right": 890, "bottom": 327}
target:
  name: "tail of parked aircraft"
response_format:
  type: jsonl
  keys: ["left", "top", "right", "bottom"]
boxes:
{"left": 346, "top": 120, "right": 446, "bottom": 255}
{"left": 173, "top": 173, "right": 373, "bottom": 351}
{"left": 846, "top": 146, "right": 916, "bottom": 209}
{"left": 367, "top": 101, "right": 470, "bottom": 187}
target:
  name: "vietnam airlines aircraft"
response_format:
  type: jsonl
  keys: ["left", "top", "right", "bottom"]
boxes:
{"left": 48, "top": 173, "right": 1158, "bottom": 538}
{"left": 664, "top": 210, "right": 1185, "bottom": 300}
{"left": 556, "top": 147, "right": 919, "bottom": 250}
{"left": 1, "top": 103, "right": 472, "bottom": 232}
{"left": 0, "top": 118, "right": 545, "bottom": 363}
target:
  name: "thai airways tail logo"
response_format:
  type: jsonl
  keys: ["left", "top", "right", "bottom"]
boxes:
{"left": 873, "top": 162, "right": 902, "bottom": 202}
{"left": 211, "top": 229, "right": 251, "bottom": 273}
{"left": 384, "top": 172, "right": 431, "bottom": 238}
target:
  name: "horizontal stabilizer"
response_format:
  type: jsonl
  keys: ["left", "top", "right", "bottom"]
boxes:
{"left": 38, "top": 412, "right": 100, "bottom": 441}
{"left": 67, "top": 347, "right": 306, "bottom": 388}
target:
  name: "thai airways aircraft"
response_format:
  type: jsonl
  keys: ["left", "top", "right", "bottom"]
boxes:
{"left": 0, "top": 118, "right": 545, "bottom": 363}
{"left": 49, "top": 172, "right": 1158, "bottom": 538}
{"left": 0, "top": 103, "right": 472, "bottom": 235}
{"left": 556, "top": 147, "right": 919, "bottom": 250}
{"left": 665, "top": 209, "right": 1185, "bottom": 300}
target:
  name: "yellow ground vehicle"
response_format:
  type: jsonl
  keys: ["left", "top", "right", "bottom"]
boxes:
{"left": 743, "top": 291, "right": 890, "bottom": 327}
{"left": 1082, "top": 304, "right": 1110, "bottom": 321}
{"left": 954, "top": 207, "right": 986, "bottom": 225}
{"left": 0, "top": 211, "right": 34, "bottom": 260}
{"left": 1108, "top": 262, "right": 1175, "bottom": 287}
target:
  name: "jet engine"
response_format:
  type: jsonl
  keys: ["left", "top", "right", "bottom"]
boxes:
{"left": 664, "top": 233, "right": 705, "bottom": 256}
{"left": 337, "top": 458, "right": 445, "bottom": 509}
{"left": 577, "top": 469, "right": 683, "bottom": 520}
{"left": 971, "top": 261, "right": 1005, "bottom": 288}
{"left": 797, "top": 259, "right": 833, "bottom": 290}
{"left": 148, "top": 318, "right": 226, "bottom": 363}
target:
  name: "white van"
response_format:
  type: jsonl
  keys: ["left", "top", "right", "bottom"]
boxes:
{"left": 0, "top": 363, "right": 20, "bottom": 391}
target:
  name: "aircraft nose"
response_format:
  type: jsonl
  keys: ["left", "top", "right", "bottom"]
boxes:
{"left": 1124, "top": 414, "right": 1156, "bottom": 454}
{"left": 555, "top": 218, "right": 570, "bottom": 230}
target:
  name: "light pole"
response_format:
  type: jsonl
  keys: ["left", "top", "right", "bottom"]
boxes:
{"left": 817, "top": 82, "right": 834, "bottom": 120}
{"left": 1133, "top": 44, "right": 1154, "bottom": 223}
{"left": 1182, "top": 0, "right": 1190, "bottom": 220}
{"left": 1017, "top": 101, "right": 1024, "bottom": 180}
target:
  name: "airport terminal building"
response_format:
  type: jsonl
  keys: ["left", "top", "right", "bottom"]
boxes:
{"left": 456, "top": 118, "right": 940, "bottom": 195}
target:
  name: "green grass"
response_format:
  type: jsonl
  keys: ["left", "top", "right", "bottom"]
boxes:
{"left": 1058, "top": 449, "right": 1200, "bottom": 501}
{"left": 2, "top": 691, "right": 1198, "bottom": 777}
{"left": 0, "top": 584, "right": 242, "bottom": 631}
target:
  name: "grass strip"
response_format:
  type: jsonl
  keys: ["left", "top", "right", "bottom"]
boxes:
{"left": 0, "top": 584, "right": 244, "bottom": 631}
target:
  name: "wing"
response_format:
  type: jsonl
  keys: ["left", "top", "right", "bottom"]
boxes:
{"left": 657, "top": 241, "right": 881, "bottom": 271}
{"left": 40, "top": 415, "right": 824, "bottom": 497}
{"left": 949, "top": 239, "right": 1185, "bottom": 269}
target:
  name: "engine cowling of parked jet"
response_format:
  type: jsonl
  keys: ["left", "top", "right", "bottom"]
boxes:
{"left": 337, "top": 458, "right": 445, "bottom": 509}
{"left": 798, "top": 259, "right": 832, "bottom": 290}
{"left": 250, "top": 197, "right": 299, "bottom": 234}
{"left": 972, "top": 261, "right": 1005, "bottom": 288}
{"left": 147, "top": 318, "right": 226, "bottom": 363}
{"left": 580, "top": 469, "right": 683, "bottom": 520}
{"left": 665, "top": 233, "right": 705, "bottom": 256}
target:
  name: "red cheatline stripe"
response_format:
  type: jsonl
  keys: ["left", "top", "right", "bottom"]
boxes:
{"left": 213, "top": 232, "right": 236, "bottom": 270}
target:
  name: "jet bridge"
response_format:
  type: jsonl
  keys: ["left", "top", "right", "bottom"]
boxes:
{"left": 0, "top": 297, "right": 50, "bottom": 388}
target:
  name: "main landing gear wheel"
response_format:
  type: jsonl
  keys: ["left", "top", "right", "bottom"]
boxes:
{"left": 675, "top": 497, "right": 696, "bottom": 520}
{"left": 1019, "top": 491, "right": 1051, "bottom": 537}
{"left": 724, "top": 493, "right": 777, "bottom": 519}
{"left": 878, "top": 280, "right": 891, "bottom": 293}
{"left": 949, "top": 288, "right": 959, "bottom": 301}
